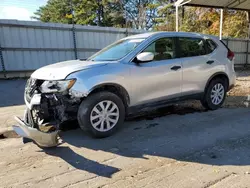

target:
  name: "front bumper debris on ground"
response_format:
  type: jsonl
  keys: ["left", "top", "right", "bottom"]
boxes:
{"left": 13, "top": 116, "right": 59, "bottom": 147}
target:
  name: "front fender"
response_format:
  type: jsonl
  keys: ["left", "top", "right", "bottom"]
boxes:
{"left": 67, "top": 68, "right": 130, "bottom": 98}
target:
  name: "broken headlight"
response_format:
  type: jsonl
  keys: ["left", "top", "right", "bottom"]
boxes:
{"left": 40, "top": 79, "right": 76, "bottom": 93}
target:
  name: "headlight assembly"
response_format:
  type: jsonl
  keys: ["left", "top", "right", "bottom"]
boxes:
{"left": 40, "top": 79, "right": 76, "bottom": 93}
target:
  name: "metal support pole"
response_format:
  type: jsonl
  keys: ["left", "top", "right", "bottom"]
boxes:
{"left": 176, "top": 5, "right": 179, "bottom": 32}
{"left": 219, "top": 9, "right": 223, "bottom": 40}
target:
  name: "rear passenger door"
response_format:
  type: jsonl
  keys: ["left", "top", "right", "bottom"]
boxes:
{"left": 178, "top": 37, "right": 218, "bottom": 95}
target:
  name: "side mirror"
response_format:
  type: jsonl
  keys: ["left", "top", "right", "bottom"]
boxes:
{"left": 136, "top": 52, "right": 154, "bottom": 62}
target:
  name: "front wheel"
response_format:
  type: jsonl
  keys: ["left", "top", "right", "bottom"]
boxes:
{"left": 77, "top": 91, "right": 125, "bottom": 138}
{"left": 201, "top": 78, "right": 227, "bottom": 110}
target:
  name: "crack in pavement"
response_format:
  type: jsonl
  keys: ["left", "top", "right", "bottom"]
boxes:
{"left": 202, "top": 173, "right": 236, "bottom": 188}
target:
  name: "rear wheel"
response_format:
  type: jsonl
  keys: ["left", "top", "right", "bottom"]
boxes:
{"left": 201, "top": 78, "right": 227, "bottom": 110}
{"left": 77, "top": 91, "right": 125, "bottom": 138}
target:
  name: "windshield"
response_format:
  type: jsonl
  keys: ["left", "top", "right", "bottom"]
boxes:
{"left": 88, "top": 38, "right": 145, "bottom": 61}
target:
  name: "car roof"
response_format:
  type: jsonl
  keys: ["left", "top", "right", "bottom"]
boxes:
{"left": 124, "top": 31, "right": 217, "bottom": 40}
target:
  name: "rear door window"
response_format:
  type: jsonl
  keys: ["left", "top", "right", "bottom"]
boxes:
{"left": 178, "top": 37, "right": 206, "bottom": 58}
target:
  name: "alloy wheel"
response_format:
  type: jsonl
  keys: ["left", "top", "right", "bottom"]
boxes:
{"left": 90, "top": 100, "right": 119, "bottom": 132}
{"left": 210, "top": 83, "right": 225, "bottom": 105}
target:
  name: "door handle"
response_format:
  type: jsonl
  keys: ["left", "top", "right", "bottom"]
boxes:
{"left": 206, "top": 60, "right": 215, "bottom": 65}
{"left": 171, "top": 65, "right": 181, "bottom": 71}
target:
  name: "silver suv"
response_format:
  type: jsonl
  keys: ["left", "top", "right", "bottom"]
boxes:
{"left": 15, "top": 32, "right": 236, "bottom": 141}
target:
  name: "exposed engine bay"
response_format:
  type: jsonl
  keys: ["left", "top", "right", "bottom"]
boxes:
{"left": 13, "top": 78, "right": 82, "bottom": 147}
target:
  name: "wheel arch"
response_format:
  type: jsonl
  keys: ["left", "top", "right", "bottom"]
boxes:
{"left": 205, "top": 72, "right": 229, "bottom": 92}
{"left": 88, "top": 83, "right": 130, "bottom": 108}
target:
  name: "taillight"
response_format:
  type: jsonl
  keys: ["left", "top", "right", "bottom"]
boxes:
{"left": 227, "top": 50, "right": 234, "bottom": 61}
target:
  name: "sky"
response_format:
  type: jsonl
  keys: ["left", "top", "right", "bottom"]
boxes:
{"left": 0, "top": 0, "right": 48, "bottom": 20}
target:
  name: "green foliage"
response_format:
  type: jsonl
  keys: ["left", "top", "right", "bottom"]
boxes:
{"left": 155, "top": 6, "right": 248, "bottom": 38}
{"left": 154, "top": 2, "right": 175, "bottom": 31}
{"left": 33, "top": 0, "right": 72, "bottom": 24}
{"left": 180, "top": 8, "right": 249, "bottom": 38}
{"left": 33, "top": 0, "right": 124, "bottom": 26}
{"left": 33, "top": 0, "right": 160, "bottom": 29}
{"left": 223, "top": 11, "right": 248, "bottom": 38}
{"left": 33, "top": 0, "right": 249, "bottom": 38}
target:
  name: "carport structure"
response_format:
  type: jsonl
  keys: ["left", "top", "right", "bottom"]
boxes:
{"left": 175, "top": 0, "right": 250, "bottom": 39}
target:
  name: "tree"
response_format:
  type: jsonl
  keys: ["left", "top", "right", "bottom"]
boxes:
{"left": 223, "top": 10, "right": 248, "bottom": 38}
{"left": 181, "top": 8, "right": 248, "bottom": 38}
{"left": 154, "top": 1, "right": 176, "bottom": 31}
{"left": 33, "top": 0, "right": 72, "bottom": 24}
{"left": 33, "top": 0, "right": 160, "bottom": 30}
{"left": 34, "top": 0, "right": 249, "bottom": 38}
{"left": 155, "top": 4, "right": 249, "bottom": 38}
{"left": 33, "top": 0, "right": 124, "bottom": 26}
{"left": 121, "top": 0, "right": 160, "bottom": 30}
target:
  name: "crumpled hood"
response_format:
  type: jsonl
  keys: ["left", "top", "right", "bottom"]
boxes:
{"left": 31, "top": 60, "right": 108, "bottom": 80}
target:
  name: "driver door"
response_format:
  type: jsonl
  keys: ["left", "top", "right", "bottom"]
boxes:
{"left": 130, "top": 37, "right": 182, "bottom": 106}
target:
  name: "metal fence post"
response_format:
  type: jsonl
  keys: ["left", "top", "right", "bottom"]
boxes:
{"left": 0, "top": 42, "right": 6, "bottom": 78}
{"left": 247, "top": 11, "right": 250, "bottom": 67}
{"left": 245, "top": 40, "right": 249, "bottom": 67}
{"left": 70, "top": 0, "right": 77, "bottom": 60}
{"left": 226, "top": 38, "right": 229, "bottom": 46}
{"left": 72, "top": 26, "right": 78, "bottom": 59}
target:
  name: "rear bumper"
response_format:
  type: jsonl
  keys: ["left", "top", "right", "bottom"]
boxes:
{"left": 13, "top": 116, "right": 59, "bottom": 147}
{"left": 229, "top": 72, "right": 236, "bottom": 91}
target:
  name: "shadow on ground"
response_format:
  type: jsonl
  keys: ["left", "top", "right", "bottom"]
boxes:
{"left": 39, "top": 104, "right": 250, "bottom": 178}
{"left": 42, "top": 146, "right": 120, "bottom": 178}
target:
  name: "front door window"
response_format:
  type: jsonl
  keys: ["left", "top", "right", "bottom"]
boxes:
{"left": 143, "top": 38, "right": 176, "bottom": 61}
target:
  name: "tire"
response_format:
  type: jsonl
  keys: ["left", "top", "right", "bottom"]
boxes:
{"left": 201, "top": 78, "right": 227, "bottom": 110}
{"left": 77, "top": 91, "right": 125, "bottom": 138}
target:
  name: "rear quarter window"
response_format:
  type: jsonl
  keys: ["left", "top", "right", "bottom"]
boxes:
{"left": 206, "top": 39, "right": 217, "bottom": 53}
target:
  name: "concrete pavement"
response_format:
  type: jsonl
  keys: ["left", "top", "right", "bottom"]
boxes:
{"left": 0, "top": 108, "right": 250, "bottom": 188}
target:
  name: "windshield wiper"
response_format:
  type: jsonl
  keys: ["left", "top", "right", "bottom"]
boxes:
{"left": 79, "top": 58, "right": 87, "bottom": 61}
{"left": 79, "top": 58, "right": 96, "bottom": 61}
{"left": 95, "top": 59, "right": 116, "bottom": 61}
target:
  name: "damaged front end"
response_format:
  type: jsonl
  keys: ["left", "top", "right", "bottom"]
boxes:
{"left": 13, "top": 78, "right": 81, "bottom": 147}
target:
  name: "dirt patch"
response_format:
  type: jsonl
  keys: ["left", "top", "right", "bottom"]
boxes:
{"left": 224, "top": 70, "right": 250, "bottom": 108}
{"left": 0, "top": 130, "right": 19, "bottom": 139}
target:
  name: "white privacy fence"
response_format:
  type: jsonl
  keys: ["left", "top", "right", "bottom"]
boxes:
{"left": 0, "top": 20, "right": 142, "bottom": 77}
{"left": 0, "top": 20, "right": 249, "bottom": 78}
{"left": 222, "top": 38, "right": 250, "bottom": 67}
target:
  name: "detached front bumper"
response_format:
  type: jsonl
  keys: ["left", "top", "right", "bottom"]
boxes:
{"left": 13, "top": 93, "right": 61, "bottom": 147}
{"left": 13, "top": 116, "right": 59, "bottom": 147}
{"left": 13, "top": 78, "right": 80, "bottom": 147}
